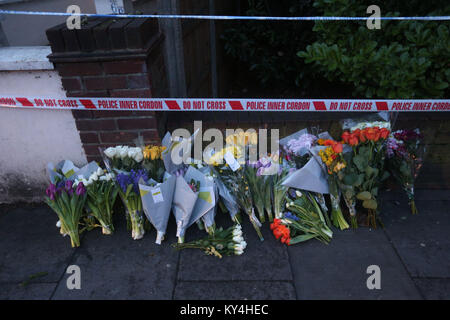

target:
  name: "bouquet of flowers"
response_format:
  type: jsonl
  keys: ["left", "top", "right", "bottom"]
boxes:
{"left": 139, "top": 171, "right": 176, "bottom": 244}
{"left": 45, "top": 180, "right": 87, "bottom": 247}
{"left": 271, "top": 189, "right": 333, "bottom": 245}
{"left": 317, "top": 139, "right": 349, "bottom": 230}
{"left": 273, "top": 166, "right": 290, "bottom": 219}
{"left": 386, "top": 129, "right": 425, "bottom": 214}
{"left": 210, "top": 144, "right": 264, "bottom": 241}
{"left": 116, "top": 169, "right": 149, "bottom": 240}
{"left": 340, "top": 126, "right": 390, "bottom": 228}
{"left": 245, "top": 158, "right": 270, "bottom": 223}
{"left": 75, "top": 167, "right": 118, "bottom": 235}
{"left": 103, "top": 145, "right": 144, "bottom": 172}
{"left": 171, "top": 167, "right": 200, "bottom": 243}
{"left": 282, "top": 130, "right": 317, "bottom": 169}
{"left": 187, "top": 161, "right": 219, "bottom": 235}
{"left": 172, "top": 224, "right": 247, "bottom": 258}
{"left": 142, "top": 144, "right": 166, "bottom": 181}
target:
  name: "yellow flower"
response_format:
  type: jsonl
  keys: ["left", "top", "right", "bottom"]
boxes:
{"left": 143, "top": 145, "right": 165, "bottom": 160}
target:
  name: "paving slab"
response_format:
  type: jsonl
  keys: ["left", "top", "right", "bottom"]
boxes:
{"left": 177, "top": 215, "right": 292, "bottom": 281}
{"left": 288, "top": 228, "right": 422, "bottom": 299}
{"left": 0, "top": 282, "right": 56, "bottom": 300}
{"left": 413, "top": 278, "right": 450, "bottom": 300}
{"left": 51, "top": 213, "right": 180, "bottom": 300}
{"left": 0, "top": 205, "right": 76, "bottom": 283}
{"left": 173, "top": 281, "right": 296, "bottom": 300}
{"left": 381, "top": 200, "right": 450, "bottom": 278}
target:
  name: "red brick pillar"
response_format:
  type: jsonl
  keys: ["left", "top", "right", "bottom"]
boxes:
{"left": 46, "top": 18, "right": 168, "bottom": 162}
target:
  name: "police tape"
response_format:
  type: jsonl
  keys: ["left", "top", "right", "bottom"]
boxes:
{"left": 0, "top": 9, "right": 449, "bottom": 21}
{"left": 0, "top": 96, "right": 449, "bottom": 112}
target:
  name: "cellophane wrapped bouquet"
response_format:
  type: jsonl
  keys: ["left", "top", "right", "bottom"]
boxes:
{"left": 116, "top": 169, "right": 148, "bottom": 240}
{"left": 317, "top": 139, "right": 350, "bottom": 230}
{"left": 208, "top": 131, "right": 264, "bottom": 241}
{"left": 386, "top": 129, "right": 425, "bottom": 214}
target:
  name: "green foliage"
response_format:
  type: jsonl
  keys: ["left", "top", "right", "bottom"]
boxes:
{"left": 221, "top": 0, "right": 317, "bottom": 88}
{"left": 298, "top": 0, "right": 450, "bottom": 98}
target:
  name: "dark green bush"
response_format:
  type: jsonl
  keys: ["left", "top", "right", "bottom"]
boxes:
{"left": 298, "top": 0, "right": 450, "bottom": 98}
{"left": 221, "top": 0, "right": 317, "bottom": 89}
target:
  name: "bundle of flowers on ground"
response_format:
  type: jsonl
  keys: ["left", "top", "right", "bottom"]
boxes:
{"left": 172, "top": 224, "right": 247, "bottom": 258}
{"left": 339, "top": 125, "right": 391, "bottom": 228}
{"left": 208, "top": 141, "right": 265, "bottom": 241}
{"left": 116, "top": 169, "right": 148, "bottom": 240}
{"left": 317, "top": 138, "right": 350, "bottom": 230}
{"left": 139, "top": 145, "right": 176, "bottom": 244}
{"left": 272, "top": 189, "right": 333, "bottom": 245}
{"left": 45, "top": 180, "right": 87, "bottom": 247}
{"left": 386, "top": 129, "right": 425, "bottom": 214}
{"left": 82, "top": 167, "right": 118, "bottom": 235}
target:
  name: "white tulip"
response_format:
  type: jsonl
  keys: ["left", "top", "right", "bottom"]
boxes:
{"left": 56, "top": 220, "right": 61, "bottom": 228}
{"left": 104, "top": 147, "right": 116, "bottom": 158}
{"left": 134, "top": 151, "right": 144, "bottom": 162}
{"left": 96, "top": 167, "right": 104, "bottom": 176}
{"left": 119, "top": 146, "right": 129, "bottom": 159}
{"left": 295, "top": 190, "right": 303, "bottom": 198}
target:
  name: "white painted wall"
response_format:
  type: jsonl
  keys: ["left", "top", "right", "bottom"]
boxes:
{"left": 0, "top": 47, "right": 86, "bottom": 203}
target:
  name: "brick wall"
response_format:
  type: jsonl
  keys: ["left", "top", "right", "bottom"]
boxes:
{"left": 47, "top": 18, "right": 167, "bottom": 163}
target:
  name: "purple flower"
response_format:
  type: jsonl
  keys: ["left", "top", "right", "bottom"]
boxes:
{"left": 256, "top": 167, "right": 264, "bottom": 177}
{"left": 76, "top": 182, "right": 86, "bottom": 196}
{"left": 288, "top": 189, "right": 297, "bottom": 199}
{"left": 65, "top": 180, "right": 74, "bottom": 196}
{"left": 56, "top": 181, "right": 65, "bottom": 195}
{"left": 117, "top": 169, "right": 149, "bottom": 194}
{"left": 286, "top": 134, "right": 317, "bottom": 155}
{"left": 46, "top": 183, "right": 57, "bottom": 200}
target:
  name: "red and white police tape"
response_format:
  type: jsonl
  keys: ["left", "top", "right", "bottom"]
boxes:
{"left": 0, "top": 96, "right": 449, "bottom": 112}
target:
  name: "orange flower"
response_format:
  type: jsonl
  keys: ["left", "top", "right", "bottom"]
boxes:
{"left": 323, "top": 139, "right": 336, "bottom": 146}
{"left": 364, "top": 128, "right": 376, "bottom": 141}
{"left": 341, "top": 131, "right": 350, "bottom": 144}
{"left": 332, "top": 142, "right": 343, "bottom": 153}
{"left": 357, "top": 129, "right": 367, "bottom": 142}
{"left": 348, "top": 133, "right": 359, "bottom": 146}
{"left": 380, "top": 128, "right": 390, "bottom": 139}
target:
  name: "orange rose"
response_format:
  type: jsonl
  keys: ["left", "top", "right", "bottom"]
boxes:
{"left": 332, "top": 143, "right": 343, "bottom": 153}
{"left": 348, "top": 133, "right": 359, "bottom": 146}
{"left": 341, "top": 131, "right": 350, "bottom": 144}
{"left": 323, "top": 139, "right": 335, "bottom": 146}
{"left": 364, "top": 128, "right": 376, "bottom": 141}
{"left": 380, "top": 128, "right": 390, "bottom": 139}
